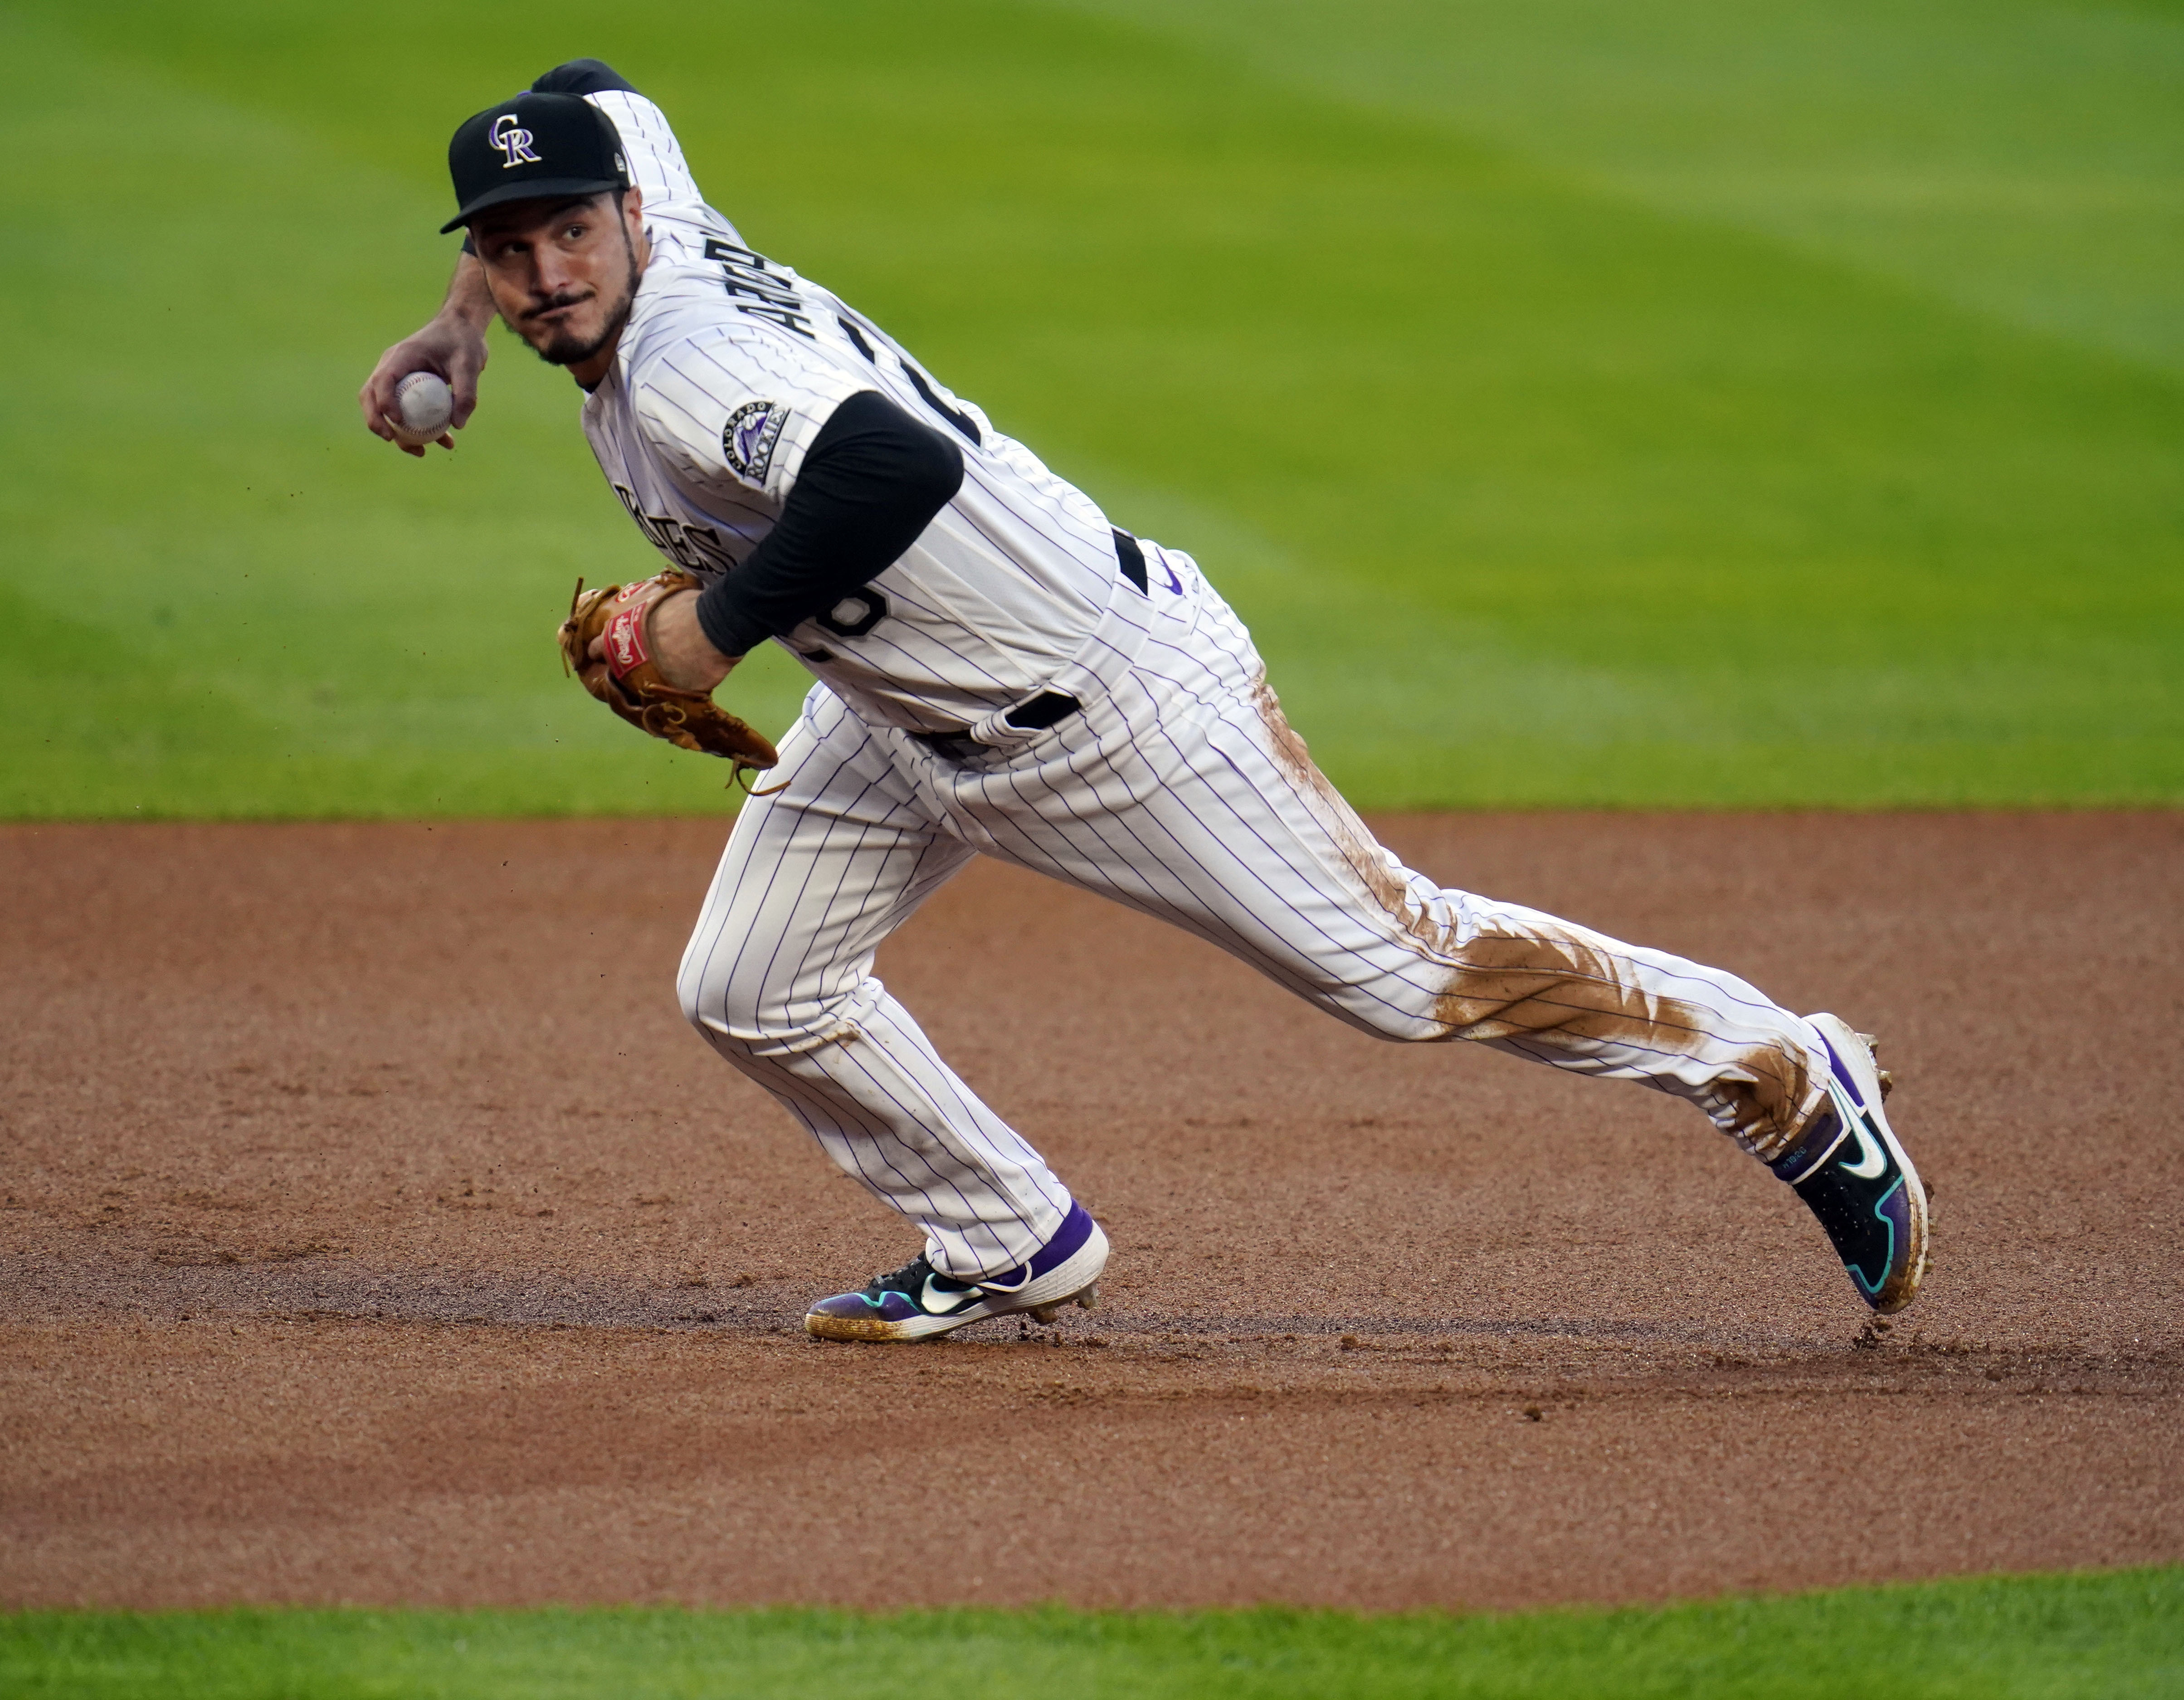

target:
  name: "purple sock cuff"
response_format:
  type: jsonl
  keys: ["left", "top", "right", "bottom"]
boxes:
{"left": 1770, "top": 1106, "right": 1843, "bottom": 1184}
{"left": 1025, "top": 1202, "right": 1094, "bottom": 1278}
{"left": 953, "top": 1202, "right": 1093, "bottom": 1291}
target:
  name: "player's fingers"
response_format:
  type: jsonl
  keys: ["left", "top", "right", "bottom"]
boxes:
{"left": 447, "top": 351, "right": 485, "bottom": 429}
{"left": 434, "top": 434, "right": 455, "bottom": 452}
{"left": 360, "top": 360, "right": 406, "bottom": 437}
{"left": 362, "top": 352, "right": 405, "bottom": 403}
{"left": 361, "top": 383, "right": 401, "bottom": 443}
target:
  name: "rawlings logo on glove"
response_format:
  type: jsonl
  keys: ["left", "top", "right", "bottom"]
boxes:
{"left": 604, "top": 602, "right": 652, "bottom": 673}
{"left": 557, "top": 571, "right": 780, "bottom": 788}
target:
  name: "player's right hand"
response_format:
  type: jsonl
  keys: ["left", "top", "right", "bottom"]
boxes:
{"left": 359, "top": 314, "right": 488, "bottom": 458}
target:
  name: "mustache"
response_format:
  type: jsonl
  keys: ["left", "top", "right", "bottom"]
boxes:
{"left": 522, "top": 288, "right": 594, "bottom": 320}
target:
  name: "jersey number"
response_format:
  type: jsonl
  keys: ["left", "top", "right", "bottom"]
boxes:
{"left": 835, "top": 313, "right": 982, "bottom": 448}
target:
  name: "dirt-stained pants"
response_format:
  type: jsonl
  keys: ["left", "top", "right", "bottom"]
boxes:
{"left": 678, "top": 550, "right": 1831, "bottom": 1281}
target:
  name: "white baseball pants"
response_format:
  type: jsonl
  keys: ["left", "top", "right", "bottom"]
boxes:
{"left": 678, "top": 550, "right": 1833, "bottom": 1280}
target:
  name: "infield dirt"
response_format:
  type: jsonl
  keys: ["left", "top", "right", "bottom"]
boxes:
{"left": 3, "top": 814, "right": 2179, "bottom": 1610}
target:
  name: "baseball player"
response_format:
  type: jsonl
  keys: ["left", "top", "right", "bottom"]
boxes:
{"left": 361, "top": 62, "right": 1930, "bottom": 1341}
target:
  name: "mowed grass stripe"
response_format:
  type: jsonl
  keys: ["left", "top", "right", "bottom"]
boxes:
{"left": 1058, "top": 0, "right": 2184, "bottom": 378}
{"left": 2, "top": 2, "right": 2178, "bottom": 814}
{"left": 4, "top": 1569, "right": 2180, "bottom": 1699}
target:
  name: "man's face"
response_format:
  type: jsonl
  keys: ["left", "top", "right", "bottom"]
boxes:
{"left": 472, "top": 189, "right": 645, "bottom": 370}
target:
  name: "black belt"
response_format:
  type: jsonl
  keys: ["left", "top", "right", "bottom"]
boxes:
{"left": 1113, "top": 528, "right": 1148, "bottom": 594}
{"left": 910, "top": 529, "right": 1146, "bottom": 753}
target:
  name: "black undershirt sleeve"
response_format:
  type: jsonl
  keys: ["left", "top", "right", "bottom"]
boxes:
{"left": 694, "top": 391, "right": 964, "bottom": 659}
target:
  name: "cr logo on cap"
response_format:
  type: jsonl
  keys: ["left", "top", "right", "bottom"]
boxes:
{"left": 490, "top": 113, "right": 541, "bottom": 169}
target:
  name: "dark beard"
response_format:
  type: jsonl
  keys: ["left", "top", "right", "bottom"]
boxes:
{"left": 532, "top": 224, "right": 642, "bottom": 368}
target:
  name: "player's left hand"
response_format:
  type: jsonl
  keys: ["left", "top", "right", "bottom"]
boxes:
{"left": 595, "top": 585, "right": 739, "bottom": 693}
{"left": 559, "top": 573, "right": 775, "bottom": 785}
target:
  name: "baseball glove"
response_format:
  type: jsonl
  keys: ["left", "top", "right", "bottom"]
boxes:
{"left": 557, "top": 572, "right": 780, "bottom": 787}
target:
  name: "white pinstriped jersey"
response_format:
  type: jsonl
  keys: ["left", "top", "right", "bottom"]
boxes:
{"left": 555, "top": 90, "right": 1853, "bottom": 1300}
{"left": 580, "top": 90, "right": 1126, "bottom": 733}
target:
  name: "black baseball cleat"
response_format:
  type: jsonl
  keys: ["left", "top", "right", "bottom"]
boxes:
{"left": 804, "top": 1203, "right": 1108, "bottom": 1342}
{"left": 1771, "top": 1013, "right": 1931, "bottom": 1313}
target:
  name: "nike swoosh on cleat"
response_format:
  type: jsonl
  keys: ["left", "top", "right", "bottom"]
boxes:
{"left": 1840, "top": 1106, "right": 1888, "bottom": 1181}
{"left": 920, "top": 1274, "right": 981, "bottom": 1315}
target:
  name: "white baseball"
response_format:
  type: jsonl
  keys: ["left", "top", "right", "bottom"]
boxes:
{"left": 390, "top": 371, "right": 454, "bottom": 444}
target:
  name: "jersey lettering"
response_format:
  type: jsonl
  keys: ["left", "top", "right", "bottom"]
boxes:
{"left": 611, "top": 483, "right": 735, "bottom": 573}
{"left": 735, "top": 302, "right": 816, "bottom": 340}
{"left": 704, "top": 238, "right": 817, "bottom": 339}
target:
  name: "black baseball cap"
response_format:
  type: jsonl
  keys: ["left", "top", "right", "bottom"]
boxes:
{"left": 441, "top": 91, "right": 630, "bottom": 234}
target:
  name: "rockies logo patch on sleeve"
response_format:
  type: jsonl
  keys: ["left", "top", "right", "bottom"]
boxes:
{"left": 723, "top": 401, "right": 789, "bottom": 483}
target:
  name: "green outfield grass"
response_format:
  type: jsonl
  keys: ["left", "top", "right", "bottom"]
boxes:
{"left": 1, "top": 0, "right": 2178, "bottom": 815}
{"left": 5, "top": 1569, "right": 2180, "bottom": 1699}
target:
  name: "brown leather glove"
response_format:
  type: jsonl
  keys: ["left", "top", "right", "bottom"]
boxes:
{"left": 557, "top": 572, "right": 780, "bottom": 787}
